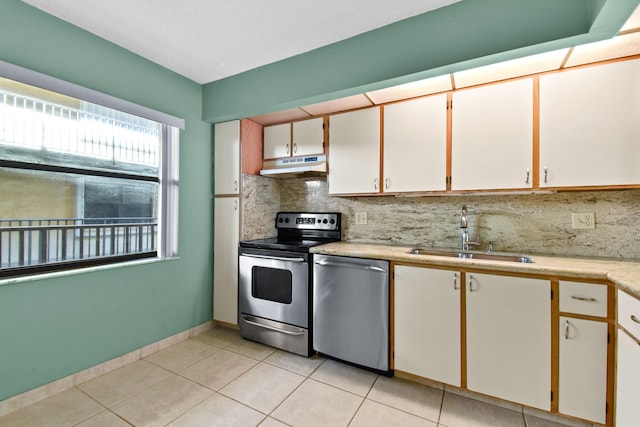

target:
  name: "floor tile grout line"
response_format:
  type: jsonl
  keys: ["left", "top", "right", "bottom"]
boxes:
{"left": 71, "top": 387, "right": 133, "bottom": 426}
{"left": 437, "top": 388, "right": 446, "bottom": 426}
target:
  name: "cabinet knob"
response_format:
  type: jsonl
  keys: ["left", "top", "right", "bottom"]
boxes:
{"left": 384, "top": 177, "right": 390, "bottom": 190}
{"left": 373, "top": 178, "right": 378, "bottom": 190}
{"left": 468, "top": 274, "right": 475, "bottom": 292}
{"left": 564, "top": 319, "right": 571, "bottom": 340}
{"left": 233, "top": 199, "right": 238, "bottom": 211}
{"left": 525, "top": 169, "right": 530, "bottom": 184}
{"left": 234, "top": 180, "right": 238, "bottom": 191}
{"left": 453, "top": 273, "right": 459, "bottom": 290}
{"left": 544, "top": 166, "right": 549, "bottom": 183}
{"left": 285, "top": 143, "right": 290, "bottom": 155}
{"left": 293, "top": 143, "right": 297, "bottom": 154}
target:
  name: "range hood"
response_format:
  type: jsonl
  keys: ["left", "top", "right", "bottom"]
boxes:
{"left": 260, "top": 154, "right": 327, "bottom": 178}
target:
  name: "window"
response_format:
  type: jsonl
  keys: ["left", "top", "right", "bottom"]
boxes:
{"left": 0, "top": 61, "right": 182, "bottom": 278}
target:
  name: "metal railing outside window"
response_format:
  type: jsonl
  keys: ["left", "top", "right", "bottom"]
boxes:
{"left": 0, "top": 218, "right": 157, "bottom": 270}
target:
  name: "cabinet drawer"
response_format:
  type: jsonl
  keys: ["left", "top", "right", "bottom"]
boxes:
{"left": 559, "top": 281, "right": 607, "bottom": 317}
{"left": 618, "top": 289, "right": 640, "bottom": 339}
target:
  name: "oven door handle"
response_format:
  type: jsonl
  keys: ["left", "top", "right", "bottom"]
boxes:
{"left": 241, "top": 316, "right": 306, "bottom": 336}
{"left": 241, "top": 254, "right": 306, "bottom": 263}
{"left": 314, "top": 259, "right": 387, "bottom": 272}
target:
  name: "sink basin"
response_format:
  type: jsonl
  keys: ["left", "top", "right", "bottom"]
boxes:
{"left": 409, "top": 248, "right": 533, "bottom": 263}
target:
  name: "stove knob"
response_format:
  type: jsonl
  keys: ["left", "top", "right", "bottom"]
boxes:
{"left": 330, "top": 219, "right": 336, "bottom": 224}
{"left": 284, "top": 218, "right": 289, "bottom": 223}
{"left": 278, "top": 218, "right": 284, "bottom": 223}
{"left": 323, "top": 218, "right": 328, "bottom": 224}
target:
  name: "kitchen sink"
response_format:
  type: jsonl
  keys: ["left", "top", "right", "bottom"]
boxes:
{"left": 408, "top": 248, "right": 534, "bottom": 263}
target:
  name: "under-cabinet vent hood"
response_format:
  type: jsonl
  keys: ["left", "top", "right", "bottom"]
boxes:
{"left": 260, "top": 154, "right": 327, "bottom": 178}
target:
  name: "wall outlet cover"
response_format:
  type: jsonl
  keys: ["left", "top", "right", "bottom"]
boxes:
{"left": 355, "top": 211, "right": 368, "bottom": 225}
{"left": 571, "top": 212, "right": 595, "bottom": 229}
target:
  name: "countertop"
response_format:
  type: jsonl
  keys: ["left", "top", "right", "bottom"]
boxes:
{"left": 311, "top": 242, "right": 640, "bottom": 299}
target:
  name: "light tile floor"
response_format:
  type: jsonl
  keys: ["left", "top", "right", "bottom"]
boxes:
{"left": 0, "top": 326, "right": 590, "bottom": 427}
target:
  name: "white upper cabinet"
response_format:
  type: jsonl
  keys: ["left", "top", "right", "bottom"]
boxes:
{"left": 292, "top": 117, "right": 324, "bottom": 156}
{"left": 383, "top": 95, "right": 447, "bottom": 192}
{"left": 540, "top": 59, "right": 640, "bottom": 187}
{"left": 263, "top": 123, "right": 291, "bottom": 159}
{"left": 214, "top": 120, "right": 240, "bottom": 195}
{"left": 452, "top": 78, "right": 533, "bottom": 191}
{"left": 328, "top": 107, "right": 381, "bottom": 195}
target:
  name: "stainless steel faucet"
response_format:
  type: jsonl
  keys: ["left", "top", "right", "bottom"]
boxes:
{"left": 460, "top": 205, "right": 480, "bottom": 251}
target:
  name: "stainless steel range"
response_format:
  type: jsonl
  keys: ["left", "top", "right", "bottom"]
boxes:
{"left": 238, "top": 212, "right": 341, "bottom": 356}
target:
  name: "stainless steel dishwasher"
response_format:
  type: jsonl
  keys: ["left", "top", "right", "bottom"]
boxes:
{"left": 313, "top": 254, "right": 391, "bottom": 374}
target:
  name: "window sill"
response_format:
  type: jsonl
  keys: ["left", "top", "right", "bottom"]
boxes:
{"left": 0, "top": 256, "right": 180, "bottom": 288}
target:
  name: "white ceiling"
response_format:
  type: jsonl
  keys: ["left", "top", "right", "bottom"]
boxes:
{"left": 22, "top": 0, "right": 460, "bottom": 84}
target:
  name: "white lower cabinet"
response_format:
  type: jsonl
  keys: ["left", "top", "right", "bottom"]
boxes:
{"left": 394, "top": 265, "right": 461, "bottom": 386}
{"left": 616, "top": 290, "right": 640, "bottom": 427}
{"left": 213, "top": 197, "right": 240, "bottom": 325}
{"left": 466, "top": 273, "right": 550, "bottom": 410}
{"left": 616, "top": 329, "right": 640, "bottom": 427}
{"left": 558, "top": 317, "right": 608, "bottom": 424}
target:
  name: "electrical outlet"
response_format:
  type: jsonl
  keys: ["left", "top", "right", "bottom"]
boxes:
{"left": 355, "top": 212, "right": 368, "bottom": 225}
{"left": 572, "top": 212, "right": 595, "bottom": 230}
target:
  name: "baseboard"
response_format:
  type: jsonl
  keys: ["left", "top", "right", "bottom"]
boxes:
{"left": 0, "top": 320, "right": 214, "bottom": 417}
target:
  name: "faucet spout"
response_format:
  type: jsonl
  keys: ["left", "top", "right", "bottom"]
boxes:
{"left": 460, "top": 205, "right": 468, "bottom": 228}
{"left": 460, "top": 205, "right": 480, "bottom": 250}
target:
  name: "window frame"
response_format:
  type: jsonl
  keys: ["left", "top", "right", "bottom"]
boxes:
{"left": 0, "top": 60, "right": 183, "bottom": 279}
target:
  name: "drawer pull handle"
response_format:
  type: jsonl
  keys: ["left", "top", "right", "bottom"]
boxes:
{"left": 571, "top": 296, "right": 597, "bottom": 302}
{"left": 631, "top": 315, "right": 640, "bottom": 324}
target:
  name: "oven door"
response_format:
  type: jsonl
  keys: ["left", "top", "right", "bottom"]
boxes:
{"left": 238, "top": 248, "right": 309, "bottom": 328}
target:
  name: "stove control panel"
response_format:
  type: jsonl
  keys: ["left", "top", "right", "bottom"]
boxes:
{"left": 276, "top": 212, "right": 341, "bottom": 231}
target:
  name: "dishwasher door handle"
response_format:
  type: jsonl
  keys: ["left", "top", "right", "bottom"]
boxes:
{"left": 314, "top": 259, "right": 387, "bottom": 272}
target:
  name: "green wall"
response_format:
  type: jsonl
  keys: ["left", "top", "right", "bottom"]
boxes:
{"left": 0, "top": 1, "right": 212, "bottom": 401}
{"left": 202, "top": 0, "right": 639, "bottom": 123}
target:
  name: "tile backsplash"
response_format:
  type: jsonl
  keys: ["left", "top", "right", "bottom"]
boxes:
{"left": 242, "top": 174, "right": 640, "bottom": 260}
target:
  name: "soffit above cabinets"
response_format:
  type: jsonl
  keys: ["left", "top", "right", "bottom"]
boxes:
{"left": 250, "top": 108, "right": 311, "bottom": 126}
{"left": 301, "top": 94, "right": 373, "bottom": 116}
{"left": 620, "top": 4, "right": 640, "bottom": 33}
{"left": 452, "top": 48, "right": 570, "bottom": 89}
{"left": 565, "top": 32, "right": 640, "bottom": 68}
{"left": 365, "top": 74, "right": 453, "bottom": 104}
{"left": 249, "top": 5, "right": 640, "bottom": 126}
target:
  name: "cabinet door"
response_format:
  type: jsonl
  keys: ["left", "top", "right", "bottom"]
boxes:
{"left": 616, "top": 328, "right": 640, "bottom": 427}
{"left": 452, "top": 78, "right": 533, "bottom": 191}
{"left": 466, "top": 273, "right": 550, "bottom": 410}
{"left": 558, "top": 317, "right": 607, "bottom": 423}
{"left": 263, "top": 123, "right": 291, "bottom": 159}
{"left": 383, "top": 95, "right": 447, "bottom": 192}
{"left": 328, "top": 107, "right": 381, "bottom": 194}
{"left": 394, "top": 266, "right": 461, "bottom": 385}
{"left": 214, "top": 120, "right": 240, "bottom": 195}
{"left": 293, "top": 117, "right": 324, "bottom": 156}
{"left": 213, "top": 197, "right": 240, "bottom": 325}
{"left": 540, "top": 59, "right": 640, "bottom": 187}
